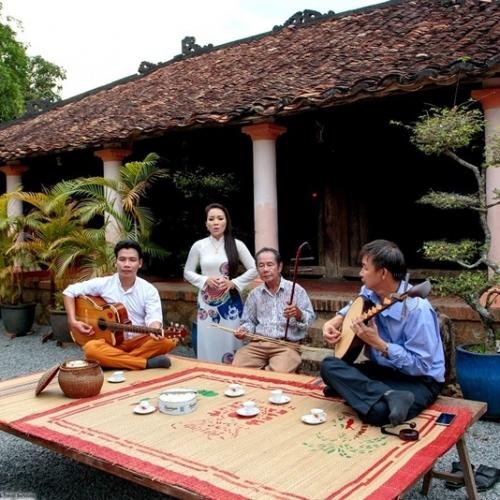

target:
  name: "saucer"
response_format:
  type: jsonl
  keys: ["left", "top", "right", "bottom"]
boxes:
{"left": 301, "top": 414, "right": 326, "bottom": 425}
{"left": 108, "top": 376, "right": 125, "bottom": 383}
{"left": 269, "top": 395, "right": 291, "bottom": 405}
{"left": 224, "top": 389, "right": 245, "bottom": 397}
{"left": 236, "top": 407, "right": 260, "bottom": 417}
{"left": 134, "top": 405, "right": 156, "bottom": 415}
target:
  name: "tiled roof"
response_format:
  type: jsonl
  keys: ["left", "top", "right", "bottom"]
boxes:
{"left": 0, "top": 0, "right": 499, "bottom": 161}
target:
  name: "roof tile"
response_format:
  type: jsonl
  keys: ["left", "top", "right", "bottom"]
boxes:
{"left": 0, "top": 0, "right": 499, "bottom": 161}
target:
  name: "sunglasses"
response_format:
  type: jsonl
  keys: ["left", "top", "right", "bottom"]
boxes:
{"left": 381, "top": 421, "right": 419, "bottom": 441}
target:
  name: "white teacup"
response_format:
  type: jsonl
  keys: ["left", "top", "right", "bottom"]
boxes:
{"left": 270, "top": 389, "right": 284, "bottom": 403}
{"left": 228, "top": 383, "right": 242, "bottom": 394}
{"left": 139, "top": 399, "right": 151, "bottom": 410}
{"left": 112, "top": 370, "right": 125, "bottom": 381}
{"left": 310, "top": 408, "right": 326, "bottom": 422}
{"left": 242, "top": 400, "right": 257, "bottom": 415}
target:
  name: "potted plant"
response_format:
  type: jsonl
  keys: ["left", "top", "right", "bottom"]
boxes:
{"left": 398, "top": 104, "right": 500, "bottom": 416}
{"left": 0, "top": 195, "right": 37, "bottom": 336}
{"left": 9, "top": 153, "right": 170, "bottom": 340}
{"left": 10, "top": 182, "right": 113, "bottom": 341}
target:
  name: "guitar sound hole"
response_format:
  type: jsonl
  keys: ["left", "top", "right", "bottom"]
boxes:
{"left": 97, "top": 319, "right": 107, "bottom": 331}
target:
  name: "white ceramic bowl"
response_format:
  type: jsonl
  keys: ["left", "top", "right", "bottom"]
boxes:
{"left": 159, "top": 388, "right": 197, "bottom": 415}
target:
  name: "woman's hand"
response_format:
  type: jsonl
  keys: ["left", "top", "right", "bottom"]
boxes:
{"left": 206, "top": 277, "right": 234, "bottom": 292}
{"left": 206, "top": 276, "right": 223, "bottom": 289}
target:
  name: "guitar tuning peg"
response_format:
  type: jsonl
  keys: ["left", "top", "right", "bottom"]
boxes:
{"left": 175, "top": 323, "right": 179, "bottom": 328}
{"left": 170, "top": 321, "right": 173, "bottom": 327}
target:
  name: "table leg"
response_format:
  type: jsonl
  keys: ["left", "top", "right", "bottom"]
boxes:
{"left": 457, "top": 436, "right": 478, "bottom": 499}
{"left": 421, "top": 468, "right": 433, "bottom": 495}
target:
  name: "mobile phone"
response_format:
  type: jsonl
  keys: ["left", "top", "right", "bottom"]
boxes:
{"left": 435, "top": 412, "right": 456, "bottom": 426}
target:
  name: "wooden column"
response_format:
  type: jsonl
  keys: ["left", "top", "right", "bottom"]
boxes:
{"left": 242, "top": 123, "right": 286, "bottom": 252}
{"left": 0, "top": 164, "right": 29, "bottom": 216}
{"left": 94, "top": 148, "right": 131, "bottom": 243}
{"left": 472, "top": 86, "right": 500, "bottom": 266}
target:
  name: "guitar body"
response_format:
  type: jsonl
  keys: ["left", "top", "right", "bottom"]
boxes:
{"left": 334, "top": 296, "right": 366, "bottom": 359}
{"left": 71, "top": 295, "right": 188, "bottom": 348}
{"left": 333, "top": 281, "right": 432, "bottom": 359}
{"left": 71, "top": 296, "right": 127, "bottom": 347}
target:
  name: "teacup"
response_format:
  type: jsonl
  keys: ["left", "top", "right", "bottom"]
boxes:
{"left": 228, "top": 383, "right": 242, "bottom": 394}
{"left": 242, "top": 400, "right": 257, "bottom": 415}
{"left": 270, "top": 389, "right": 284, "bottom": 403}
{"left": 111, "top": 370, "right": 125, "bottom": 381}
{"left": 139, "top": 399, "right": 151, "bottom": 410}
{"left": 310, "top": 408, "right": 326, "bottom": 422}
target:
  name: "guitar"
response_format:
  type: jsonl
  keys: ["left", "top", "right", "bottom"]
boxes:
{"left": 71, "top": 295, "right": 187, "bottom": 347}
{"left": 334, "top": 281, "right": 432, "bottom": 359}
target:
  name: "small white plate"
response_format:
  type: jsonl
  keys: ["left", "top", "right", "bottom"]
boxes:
{"left": 236, "top": 407, "right": 260, "bottom": 417}
{"left": 301, "top": 414, "right": 326, "bottom": 425}
{"left": 269, "top": 395, "right": 291, "bottom": 405}
{"left": 224, "top": 389, "right": 245, "bottom": 397}
{"left": 134, "top": 405, "right": 156, "bottom": 415}
{"left": 108, "top": 377, "right": 125, "bottom": 383}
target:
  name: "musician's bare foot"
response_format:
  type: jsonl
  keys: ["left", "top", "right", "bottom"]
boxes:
{"left": 383, "top": 390, "right": 415, "bottom": 426}
{"left": 146, "top": 355, "right": 171, "bottom": 369}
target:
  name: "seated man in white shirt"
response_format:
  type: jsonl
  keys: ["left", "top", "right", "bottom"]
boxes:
{"left": 63, "top": 240, "right": 177, "bottom": 370}
{"left": 233, "top": 247, "right": 315, "bottom": 373}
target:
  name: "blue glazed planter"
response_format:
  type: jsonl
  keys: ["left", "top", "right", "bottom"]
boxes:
{"left": 456, "top": 344, "right": 500, "bottom": 418}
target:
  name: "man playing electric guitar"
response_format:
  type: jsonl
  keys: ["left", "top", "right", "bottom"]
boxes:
{"left": 63, "top": 240, "right": 177, "bottom": 370}
{"left": 320, "top": 240, "right": 445, "bottom": 427}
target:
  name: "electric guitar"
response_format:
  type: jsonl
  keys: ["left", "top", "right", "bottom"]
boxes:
{"left": 71, "top": 295, "right": 187, "bottom": 347}
{"left": 334, "top": 281, "right": 432, "bottom": 359}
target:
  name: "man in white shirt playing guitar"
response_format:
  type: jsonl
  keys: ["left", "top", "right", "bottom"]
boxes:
{"left": 63, "top": 240, "right": 179, "bottom": 370}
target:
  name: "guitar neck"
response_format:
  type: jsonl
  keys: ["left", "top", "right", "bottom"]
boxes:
{"left": 105, "top": 321, "right": 163, "bottom": 336}
{"left": 361, "top": 292, "right": 408, "bottom": 323}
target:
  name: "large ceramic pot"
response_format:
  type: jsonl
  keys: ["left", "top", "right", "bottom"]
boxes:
{"left": 0, "top": 303, "right": 36, "bottom": 336}
{"left": 49, "top": 309, "right": 73, "bottom": 342}
{"left": 456, "top": 344, "right": 500, "bottom": 418}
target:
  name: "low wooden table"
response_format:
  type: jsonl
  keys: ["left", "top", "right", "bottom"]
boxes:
{"left": 0, "top": 357, "right": 486, "bottom": 499}
{"left": 420, "top": 397, "right": 486, "bottom": 499}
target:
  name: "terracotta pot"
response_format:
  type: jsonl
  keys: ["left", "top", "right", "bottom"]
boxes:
{"left": 58, "top": 360, "right": 104, "bottom": 398}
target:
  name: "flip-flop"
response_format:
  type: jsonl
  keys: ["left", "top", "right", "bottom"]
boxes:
{"left": 475, "top": 465, "right": 500, "bottom": 492}
{"left": 444, "top": 461, "right": 475, "bottom": 490}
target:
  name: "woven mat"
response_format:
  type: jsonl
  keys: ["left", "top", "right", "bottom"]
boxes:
{"left": 0, "top": 362, "right": 473, "bottom": 500}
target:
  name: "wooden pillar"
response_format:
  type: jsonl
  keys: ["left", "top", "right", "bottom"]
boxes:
{"left": 0, "top": 164, "right": 29, "bottom": 216}
{"left": 242, "top": 123, "right": 286, "bottom": 252}
{"left": 472, "top": 86, "right": 500, "bottom": 266}
{"left": 94, "top": 148, "right": 131, "bottom": 243}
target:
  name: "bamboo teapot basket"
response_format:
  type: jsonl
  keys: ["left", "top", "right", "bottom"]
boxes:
{"left": 57, "top": 360, "right": 104, "bottom": 398}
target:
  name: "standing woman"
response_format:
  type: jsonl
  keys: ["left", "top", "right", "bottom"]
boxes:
{"left": 184, "top": 203, "right": 257, "bottom": 363}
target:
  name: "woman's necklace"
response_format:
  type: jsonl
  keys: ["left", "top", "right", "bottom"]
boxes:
{"left": 210, "top": 237, "right": 223, "bottom": 254}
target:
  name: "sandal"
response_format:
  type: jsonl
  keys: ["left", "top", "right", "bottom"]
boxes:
{"left": 475, "top": 465, "right": 500, "bottom": 492}
{"left": 445, "top": 461, "right": 468, "bottom": 490}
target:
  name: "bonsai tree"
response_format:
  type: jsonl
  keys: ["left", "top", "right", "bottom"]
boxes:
{"left": 398, "top": 104, "right": 499, "bottom": 352}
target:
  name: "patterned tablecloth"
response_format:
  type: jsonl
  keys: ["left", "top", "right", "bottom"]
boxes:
{"left": 0, "top": 356, "right": 473, "bottom": 499}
